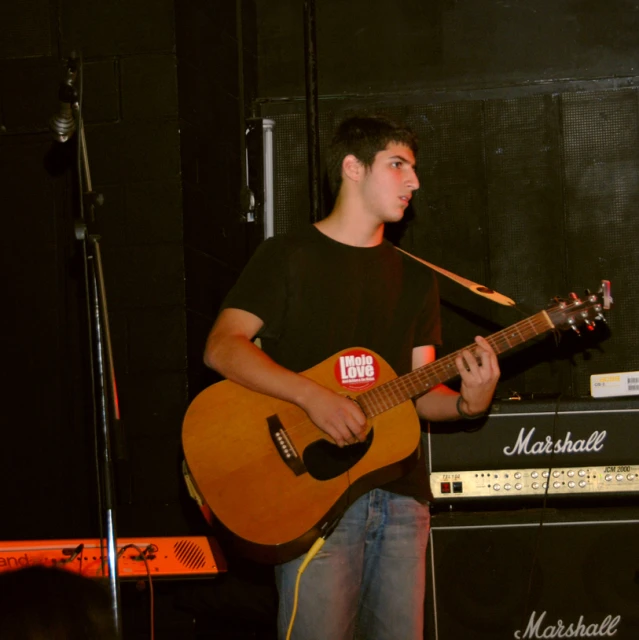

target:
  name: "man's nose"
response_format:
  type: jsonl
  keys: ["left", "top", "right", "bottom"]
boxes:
{"left": 407, "top": 169, "right": 419, "bottom": 190}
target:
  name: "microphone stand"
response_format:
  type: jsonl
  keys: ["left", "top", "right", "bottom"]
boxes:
{"left": 66, "top": 59, "right": 124, "bottom": 637}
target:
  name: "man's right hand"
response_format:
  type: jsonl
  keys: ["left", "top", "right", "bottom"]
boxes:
{"left": 299, "top": 384, "right": 368, "bottom": 448}
{"left": 205, "top": 309, "right": 368, "bottom": 447}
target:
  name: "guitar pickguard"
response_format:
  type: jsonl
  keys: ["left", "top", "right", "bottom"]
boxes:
{"left": 268, "top": 413, "right": 375, "bottom": 481}
{"left": 303, "top": 430, "right": 374, "bottom": 481}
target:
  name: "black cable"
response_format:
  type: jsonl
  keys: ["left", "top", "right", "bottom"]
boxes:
{"left": 519, "top": 392, "right": 563, "bottom": 629}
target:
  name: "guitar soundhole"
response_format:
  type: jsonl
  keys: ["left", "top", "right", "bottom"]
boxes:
{"left": 303, "top": 430, "right": 374, "bottom": 481}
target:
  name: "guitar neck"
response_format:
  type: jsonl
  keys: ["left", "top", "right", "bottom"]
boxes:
{"left": 357, "top": 309, "right": 555, "bottom": 418}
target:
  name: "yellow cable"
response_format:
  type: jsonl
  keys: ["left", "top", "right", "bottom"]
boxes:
{"left": 285, "top": 537, "right": 326, "bottom": 640}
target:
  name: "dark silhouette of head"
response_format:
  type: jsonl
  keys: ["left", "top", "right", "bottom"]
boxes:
{"left": 0, "top": 566, "right": 117, "bottom": 639}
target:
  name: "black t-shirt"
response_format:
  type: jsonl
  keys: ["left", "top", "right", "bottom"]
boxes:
{"left": 222, "top": 225, "right": 442, "bottom": 500}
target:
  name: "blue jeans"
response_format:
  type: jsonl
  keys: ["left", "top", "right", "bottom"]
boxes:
{"left": 274, "top": 489, "right": 430, "bottom": 640}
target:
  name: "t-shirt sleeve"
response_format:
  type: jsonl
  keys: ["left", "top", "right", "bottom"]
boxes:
{"left": 220, "top": 237, "right": 288, "bottom": 339}
{"left": 414, "top": 270, "right": 442, "bottom": 348}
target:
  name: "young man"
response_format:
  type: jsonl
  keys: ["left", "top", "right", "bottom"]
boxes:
{"left": 204, "top": 115, "right": 500, "bottom": 640}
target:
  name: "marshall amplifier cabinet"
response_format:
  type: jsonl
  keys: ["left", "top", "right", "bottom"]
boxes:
{"left": 425, "top": 505, "right": 639, "bottom": 640}
{"left": 426, "top": 395, "right": 639, "bottom": 504}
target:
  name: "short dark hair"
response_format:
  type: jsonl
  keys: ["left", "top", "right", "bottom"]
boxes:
{"left": 326, "top": 114, "right": 418, "bottom": 196}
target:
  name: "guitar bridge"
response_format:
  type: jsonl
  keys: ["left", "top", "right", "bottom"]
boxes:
{"left": 267, "top": 415, "right": 307, "bottom": 476}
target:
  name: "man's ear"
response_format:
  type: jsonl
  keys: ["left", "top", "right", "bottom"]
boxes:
{"left": 342, "top": 154, "right": 363, "bottom": 183}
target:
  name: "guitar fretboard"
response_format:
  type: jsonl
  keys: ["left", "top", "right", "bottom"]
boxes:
{"left": 357, "top": 310, "right": 554, "bottom": 419}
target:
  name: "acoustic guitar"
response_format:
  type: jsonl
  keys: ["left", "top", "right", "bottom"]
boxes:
{"left": 182, "top": 284, "right": 611, "bottom": 563}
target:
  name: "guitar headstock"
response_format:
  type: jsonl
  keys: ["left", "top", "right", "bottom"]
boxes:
{"left": 546, "top": 280, "right": 612, "bottom": 334}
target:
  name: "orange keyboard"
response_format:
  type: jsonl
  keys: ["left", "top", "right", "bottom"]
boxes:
{"left": 0, "top": 536, "right": 226, "bottom": 579}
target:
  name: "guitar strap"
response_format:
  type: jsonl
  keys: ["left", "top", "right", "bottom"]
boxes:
{"left": 395, "top": 247, "right": 517, "bottom": 307}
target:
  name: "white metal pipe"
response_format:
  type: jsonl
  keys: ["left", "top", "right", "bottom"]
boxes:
{"left": 263, "top": 119, "right": 275, "bottom": 239}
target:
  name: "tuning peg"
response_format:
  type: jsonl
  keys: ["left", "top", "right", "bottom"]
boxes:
{"left": 571, "top": 325, "right": 581, "bottom": 336}
{"left": 583, "top": 319, "right": 596, "bottom": 331}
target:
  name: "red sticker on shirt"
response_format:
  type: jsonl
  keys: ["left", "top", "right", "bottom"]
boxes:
{"left": 333, "top": 349, "right": 380, "bottom": 391}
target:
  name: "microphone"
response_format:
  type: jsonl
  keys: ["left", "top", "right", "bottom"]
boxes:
{"left": 49, "top": 55, "right": 79, "bottom": 143}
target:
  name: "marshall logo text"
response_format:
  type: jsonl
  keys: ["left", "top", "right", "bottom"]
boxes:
{"left": 503, "top": 428, "right": 607, "bottom": 457}
{"left": 514, "top": 611, "right": 621, "bottom": 638}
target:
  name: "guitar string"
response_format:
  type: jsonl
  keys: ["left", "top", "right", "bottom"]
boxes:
{"left": 210, "top": 302, "right": 590, "bottom": 468}
{"left": 362, "top": 312, "right": 553, "bottom": 418}
{"left": 225, "top": 314, "right": 555, "bottom": 466}
{"left": 210, "top": 313, "right": 551, "bottom": 470}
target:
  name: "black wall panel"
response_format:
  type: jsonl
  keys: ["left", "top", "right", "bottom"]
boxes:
{"left": 0, "top": 0, "right": 52, "bottom": 59}
{"left": 255, "top": 0, "right": 639, "bottom": 99}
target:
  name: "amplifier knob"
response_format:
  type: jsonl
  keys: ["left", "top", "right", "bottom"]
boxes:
{"left": 616, "top": 474, "right": 624, "bottom": 481}
{"left": 578, "top": 469, "right": 586, "bottom": 477}
{"left": 531, "top": 471, "right": 539, "bottom": 479}
{"left": 542, "top": 482, "right": 548, "bottom": 489}
{"left": 605, "top": 474, "right": 613, "bottom": 482}
{"left": 493, "top": 484, "right": 501, "bottom": 491}
{"left": 532, "top": 482, "right": 540, "bottom": 490}
{"left": 514, "top": 472, "right": 522, "bottom": 479}
{"left": 553, "top": 471, "right": 561, "bottom": 478}
{"left": 579, "top": 480, "right": 587, "bottom": 488}
{"left": 553, "top": 481, "right": 561, "bottom": 489}
{"left": 567, "top": 470, "right": 575, "bottom": 477}
{"left": 568, "top": 481, "right": 576, "bottom": 488}
{"left": 542, "top": 471, "right": 550, "bottom": 478}
{"left": 628, "top": 474, "right": 637, "bottom": 481}
{"left": 515, "top": 483, "right": 522, "bottom": 490}
{"left": 504, "top": 483, "right": 512, "bottom": 491}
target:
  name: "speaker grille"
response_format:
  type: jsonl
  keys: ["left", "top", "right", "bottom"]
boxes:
{"left": 173, "top": 539, "right": 207, "bottom": 570}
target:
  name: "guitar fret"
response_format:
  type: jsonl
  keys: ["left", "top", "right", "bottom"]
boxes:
{"left": 407, "top": 373, "right": 425, "bottom": 398}
{"left": 521, "top": 318, "right": 534, "bottom": 339}
{"left": 362, "top": 391, "right": 376, "bottom": 416}
{"left": 364, "top": 387, "right": 385, "bottom": 417}
{"left": 392, "top": 378, "right": 407, "bottom": 405}
{"left": 356, "top": 394, "right": 370, "bottom": 417}
{"left": 493, "top": 335, "right": 510, "bottom": 352}
{"left": 368, "top": 394, "right": 381, "bottom": 417}
{"left": 394, "top": 377, "right": 411, "bottom": 404}
{"left": 382, "top": 383, "right": 396, "bottom": 411}
{"left": 383, "top": 382, "right": 396, "bottom": 409}
{"left": 377, "top": 382, "right": 392, "bottom": 410}
{"left": 500, "top": 332, "right": 514, "bottom": 349}
{"left": 516, "top": 321, "right": 528, "bottom": 342}
{"left": 488, "top": 312, "right": 547, "bottom": 356}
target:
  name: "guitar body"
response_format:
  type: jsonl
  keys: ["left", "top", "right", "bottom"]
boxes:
{"left": 182, "top": 285, "right": 610, "bottom": 563}
{"left": 182, "top": 348, "right": 421, "bottom": 563}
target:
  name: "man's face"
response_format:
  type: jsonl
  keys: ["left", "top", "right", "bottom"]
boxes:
{"left": 359, "top": 142, "right": 419, "bottom": 224}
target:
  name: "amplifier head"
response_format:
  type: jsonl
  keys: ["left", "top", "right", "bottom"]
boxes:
{"left": 427, "top": 396, "right": 639, "bottom": 503}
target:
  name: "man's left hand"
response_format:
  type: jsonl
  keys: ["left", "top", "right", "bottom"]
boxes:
{"left": 455, "top": 335, "right": 500, "bottom": 416}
